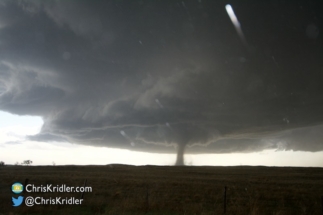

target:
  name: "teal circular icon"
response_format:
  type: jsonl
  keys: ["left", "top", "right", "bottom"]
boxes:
{"left": 12, "top": 183, "right": 23, "bottom": 194}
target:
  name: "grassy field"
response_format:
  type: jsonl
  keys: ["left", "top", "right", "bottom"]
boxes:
{"left": 1, "top": 165, "right": 323, "bottom": 214}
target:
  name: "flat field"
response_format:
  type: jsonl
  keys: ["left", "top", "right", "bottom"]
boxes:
{"left": 1, "top": 165, "right": 323, "bottom": 215}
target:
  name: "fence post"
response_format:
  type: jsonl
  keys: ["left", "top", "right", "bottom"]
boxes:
{"left": 80, "top": 179, "right": 87, "bottom": 199}
{"left": 224, "top": 186, "right": 227, "bottom": 214}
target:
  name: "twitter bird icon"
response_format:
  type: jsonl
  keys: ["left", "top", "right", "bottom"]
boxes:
{"left": 12, "top": 196, "right": 24, "bottom": 207}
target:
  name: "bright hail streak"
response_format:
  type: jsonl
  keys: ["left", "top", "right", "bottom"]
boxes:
{"left": 225, "top": 4, "right": 240, "bottom": 28}
{"left": 225, "top": 4, "right": 248, "bottom": 48}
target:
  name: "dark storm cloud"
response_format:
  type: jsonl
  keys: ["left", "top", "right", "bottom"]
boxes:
{"left": 0, "top": 0, "right": 322, "bottom": 164}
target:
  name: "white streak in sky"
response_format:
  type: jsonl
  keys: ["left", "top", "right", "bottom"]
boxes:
{"left": 225, "top": 4, "right": 248, "bottom": 48}
{"left": 155, "top": 99, "right": 163, "bottom": 108}
{"left": 120, "top": 130, "right": 135, "bottom": 146}
{"left": 166, "top": 122, "right": 172, "bottom": 130}
{"left": 225, "top": 4, "right": 240, "bottom": 27}
{"left": 272, "top": 56, "right": 280, "bottom": 69}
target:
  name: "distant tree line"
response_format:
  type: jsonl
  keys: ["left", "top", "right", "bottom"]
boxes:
{"left": 0, "top": 160, "right": 34, "bottom": 166}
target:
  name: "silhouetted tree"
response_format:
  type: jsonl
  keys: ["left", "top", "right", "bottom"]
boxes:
{"left": 21, "top": 160, "right": 33, "bottom": 166}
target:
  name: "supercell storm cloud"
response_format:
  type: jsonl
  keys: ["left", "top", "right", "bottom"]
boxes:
{"left": 0, "top": 0, "right": 322, "bottom": 165}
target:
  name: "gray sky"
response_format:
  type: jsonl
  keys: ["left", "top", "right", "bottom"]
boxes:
{"left": 0, "top": 0, "right": 322, "bottom": 165}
